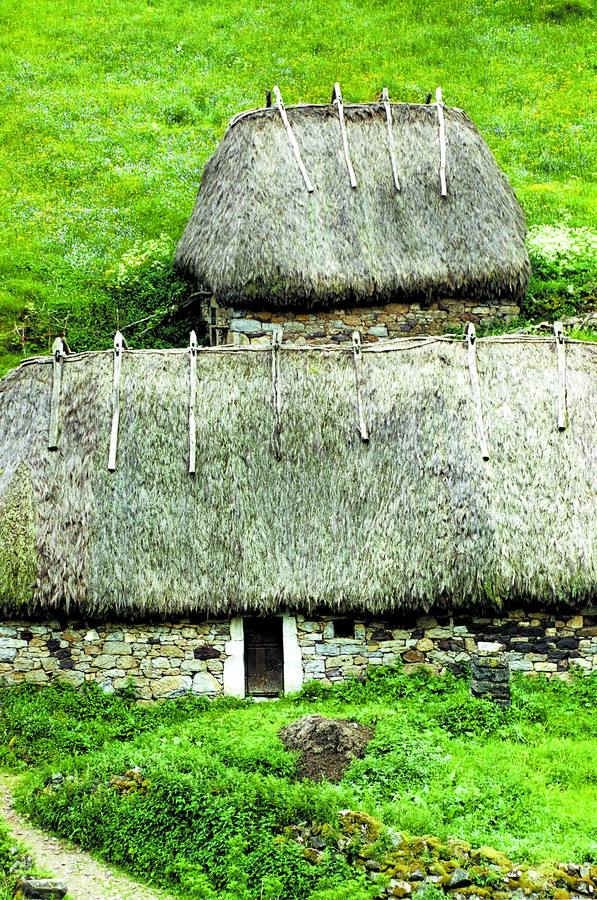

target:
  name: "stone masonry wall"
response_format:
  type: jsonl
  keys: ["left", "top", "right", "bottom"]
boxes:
{"left": 297, "top": 608, "right": 597, "bottom": 683}
{"left": 0, "top": 609, "right": 594, "bottom": 701}
{"left": 0, "top": 620, "right": 230, "bottom": 700}
{"left": 207, "top": 299, "right": 521, "bottom": 346}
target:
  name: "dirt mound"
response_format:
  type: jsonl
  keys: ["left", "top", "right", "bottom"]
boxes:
{"left": 279, "top": 715, "right": 373, "bottom": 782}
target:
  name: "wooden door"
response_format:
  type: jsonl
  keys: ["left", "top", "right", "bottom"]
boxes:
{"left": 244, "top": 618, "right": 284, "bottom": 697}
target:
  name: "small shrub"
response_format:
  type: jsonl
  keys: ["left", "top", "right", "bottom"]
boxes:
{"left": 524, "top": 224, "right": 597, "bottom": 319}
{"left": 539, "top": 0, "right": 592, "bottom": 21}
{"left": 433, "top": 695, "right": 506, "bottom": 738}
{"left": 344, "top": 726, "right": 450, "bottom": 799}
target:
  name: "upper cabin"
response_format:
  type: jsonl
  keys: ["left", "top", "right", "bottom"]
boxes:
{"left": 175, "top": 86, "right": 530, "bottom": 345}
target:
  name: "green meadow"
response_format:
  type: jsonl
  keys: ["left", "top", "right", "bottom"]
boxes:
{"left": 1, "top": 671, "right": 596, "bottom": 898}
{"left": 0, "top": 0, "right": 596, "bottom": 373}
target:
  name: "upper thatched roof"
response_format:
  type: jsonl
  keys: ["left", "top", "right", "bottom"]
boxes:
{"left": 175, "top": 98, "right": 530, "bottom": 310}
{"left": 0, "top": 336, "right": 595, "bottom": 620}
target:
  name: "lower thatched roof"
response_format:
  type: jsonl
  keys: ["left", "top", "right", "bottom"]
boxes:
{"left": 0, "top": 337, "right": 595, "bottom": 619}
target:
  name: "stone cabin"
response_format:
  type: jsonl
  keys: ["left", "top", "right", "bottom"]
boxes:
{"left": 0, "top": 333, "right": 595, "bottom": 699}
{"left": 174, "top": 87, "right": 530, "bottom": 345}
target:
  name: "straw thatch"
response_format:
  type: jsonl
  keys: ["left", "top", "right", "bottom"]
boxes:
{"left": 175, "top": 102, "right": 530, "bottom": 310}
{"left": 0, "top": 338, "right": 595, "bottom": 619}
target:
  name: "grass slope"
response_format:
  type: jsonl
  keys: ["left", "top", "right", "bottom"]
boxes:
{"left": 0, "top": 670, "right": 596, "bottom": 898}
{"left": 0, "top": 0, "right": 596, "bottom": 372}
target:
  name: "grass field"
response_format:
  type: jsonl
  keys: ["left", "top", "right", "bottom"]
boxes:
{"left": 0, "top": 0, "right": 596, "bottom": 373}
{"left": 0, "top": 671, "right": 596, "bottom": 898}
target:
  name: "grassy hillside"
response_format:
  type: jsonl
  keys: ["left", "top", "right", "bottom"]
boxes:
{"left": 0, "top": 0, "right": 595, "bottom": 373}
{"left": 1, "top": 670, "right": 596, "bottom": 899}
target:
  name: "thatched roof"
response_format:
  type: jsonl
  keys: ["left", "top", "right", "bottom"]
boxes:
{"left": 175, "top": 99, "right": 530, "bottom": 310}
{"left": 0, "top": 336, "right": 595, "bottom": 619}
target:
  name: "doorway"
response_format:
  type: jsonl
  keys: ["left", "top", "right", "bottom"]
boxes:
{"left": 244, "top": 617, "right": 284, "bottom": 697}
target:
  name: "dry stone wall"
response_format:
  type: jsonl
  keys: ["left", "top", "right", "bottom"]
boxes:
{"left": 0, "top": 608, "right": 594, "bottom": 700}
{"left": 0, "top": 620, "right": 229, "bottom": 700}
{"left": 207, "top": 299, "right": 521, "bottom": 345}
{"left": 296, "top": 608, "right": 597, "bottom": 683}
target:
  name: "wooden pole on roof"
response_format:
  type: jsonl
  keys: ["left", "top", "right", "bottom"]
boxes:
{"left": 332, "top": 83, "right": 357, "bottom": 188}
{"left": 48, "top": 337, "right": 65, "bottom": 450}
{"left": 108, "top": 331, "right": 123, "bottom": 472}
{"left": 381, "top": 88, "right": 400, "bottom": 192}
{"left": 271, "top": 329, "right": 282, "bottom": 460}
{"left": 465, "top": 323, "right": 489, "bottom": 460}
{"left": 554, "top": 321, "right": 568, "bottom": 431}
{"left": 188, "top": 331, "right": 198, "bottom": 474}
{"left": 352, "top": 331, "right": 369, "bottom": 443}
{"left": 435, "top": 87, "right": 448, "bottom": 197}
{"left": 273, "top": 86, "right": 314, "bottom": 193}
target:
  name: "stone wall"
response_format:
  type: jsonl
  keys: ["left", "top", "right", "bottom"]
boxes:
{"left": 204, "top": 299, "right": 521, "bottom": 346}
{"left": 296, "top": 608, "right": 597, "bottom": 683}
{"left": 0, "top": 620, "right": 230, "bottom": 700}
{"left": 0, "top": 608, "right": 594, "bottom": 701}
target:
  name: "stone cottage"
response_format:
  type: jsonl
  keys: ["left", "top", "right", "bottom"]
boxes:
{"left": 174, "top": 86, "right": 530, "bottom": 344}
{"left": 0, "top": 330, "right": 595, "bottom": 699}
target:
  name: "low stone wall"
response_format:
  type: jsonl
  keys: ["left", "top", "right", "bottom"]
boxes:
{"left": 0, "top": 609, "right": 594, "bottom": 700}
{"left": 208, "top": 299, "right": 521, "bottom": 345}
{"left": 296, "top": 608, "right": 597, "bottom": 683}
{"left": 0, "top": 621, "right": 230, "bottom": 700}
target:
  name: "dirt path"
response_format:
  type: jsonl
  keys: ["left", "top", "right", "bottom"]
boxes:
{"left": 0, "top": 776, "right": 173, "bottom": 900}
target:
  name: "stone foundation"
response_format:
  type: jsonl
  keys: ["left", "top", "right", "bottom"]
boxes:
{"left": 0, "top": 608, "right": 594, "bottom": 700}
{"left": 295, "top": 608, "right": 596, "bottom": 683}
{"left": 204, "top": 298, "right": 521, "bottom": 346}
{"left": 0, "top": 620, "right": 230, "bottom": 700}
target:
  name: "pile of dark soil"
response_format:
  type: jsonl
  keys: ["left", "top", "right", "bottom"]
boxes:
{"left": 279, "top": 715, "right": 373, "bottom": 782}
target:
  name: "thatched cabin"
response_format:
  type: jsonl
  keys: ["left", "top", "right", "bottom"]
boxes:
{"left": 0, "top": 334, "right": 595, "bottom": 698}
{"left": 175, "top": 88, "right": 530, "bottom": 345}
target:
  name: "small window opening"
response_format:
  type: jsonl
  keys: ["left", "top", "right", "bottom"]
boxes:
{"left": 332, "top": 619, "right": 355, "bottom": 639}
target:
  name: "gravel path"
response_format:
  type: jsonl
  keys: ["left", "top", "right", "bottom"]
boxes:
{"left": 0, "top": 776, "right": 173, "bottom": 900}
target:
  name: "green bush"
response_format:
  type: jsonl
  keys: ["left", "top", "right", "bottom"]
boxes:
{"left": 22, "top": 745, "right": 356, "bottom": 898}
{"left": 524, "top": 224, "right": 597, "bottom": 320}
{"left": 344, "top": 727, "right": 450, "bottom": 800}
{"left": 539, "top": 0, "right": 593, "bottom": 21}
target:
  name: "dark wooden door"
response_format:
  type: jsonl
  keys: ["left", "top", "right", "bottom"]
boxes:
{"left": 244, "top": 618, "right": 284, "bottom": 697}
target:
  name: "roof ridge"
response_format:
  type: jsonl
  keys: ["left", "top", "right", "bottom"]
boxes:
{"left": 228, "top": 101, "right": 467, "bottom": 130}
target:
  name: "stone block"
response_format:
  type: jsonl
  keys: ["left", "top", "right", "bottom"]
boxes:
{"left": 181, "top": 659, "right": 207, "bottom": 674}
{"left": 152, "top": 675, "right": 192, "bottom": 698}
{"left": 509, "top": 658, "right": 533, "bottom": 671}
{"left": 416, "top": 638, "right": 434, "bottom": 652}
{"left": 317, "top": 643, "right": 362, "bottom": 656}
{"left": 471, "top": 680, "right": 510, "bottom": 697}
{"left": 230, "top": 318, "right": 262, "bottom": 334}
{"left": 102, "top": 641, "right": 131, "bottom": 655}
{"left": 21, "top": 877, "right": 68, "bottom": 898}
{"left": 477, "top": 641, "right": 504, "bottom": 652}
{"left": 403, "top": 650, "right": 425, "bottom": 663}
{"left": 192, "top": 671, "right": 221, "bottom": 694}
{"left": 324, "top": 655, "right": 358, "bottom": 669}
{"left": 92, "top": 654, "right": 118, "bottom": 669}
